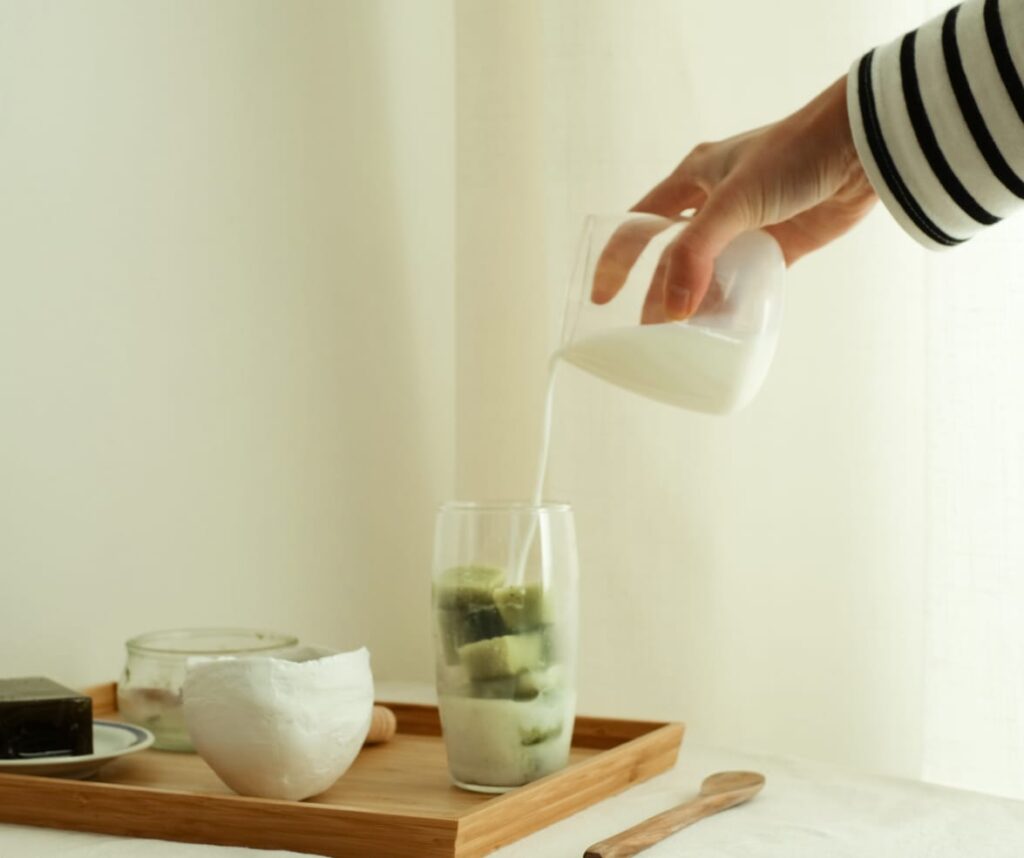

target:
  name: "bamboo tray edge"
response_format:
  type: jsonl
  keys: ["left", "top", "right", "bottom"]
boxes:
{"left": 0, "top": 683, "right": 685, "bottom": 858}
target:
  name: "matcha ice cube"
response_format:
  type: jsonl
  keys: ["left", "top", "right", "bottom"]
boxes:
{"left": 471, "top": 667, "right": 563, "bottom": 701}
{"left": 434, "top": 565, "right": 505, "bottom": 610}
{"left": 436, "top": 609, "right": 462, "bottom": 665}
{"left": 468, "top": 677, "right": 520, "bottom": 699}
{"left": 492, "top": 585, "right": 551, "bottom": 631}
{"left": 460, "top": 605, "right": 507, "bottom": 643}
{"left": 517, "top": 690, "right": 567, "bottom": 745}
{"left": 437, "top": 602, "right": 508, "bottom": 666}
{"left": 514, "top": 665, "right": 563, "bottom": 699}
{"left": 458, "top": 632, "right": 545, "bottom": 681}
{"left": 520, "top": 719, "right": 564, "bottom": 746}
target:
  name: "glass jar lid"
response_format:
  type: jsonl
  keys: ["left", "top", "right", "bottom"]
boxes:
{"left": 125, "top": 628, "right": 298, "bottom": 656}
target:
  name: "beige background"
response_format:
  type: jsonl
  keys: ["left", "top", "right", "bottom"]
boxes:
{"left": 0, "top": 0, "right": 453, "bottom": 686}
{"left": 3, "top": 0, "right": 1023, "bottom": 799}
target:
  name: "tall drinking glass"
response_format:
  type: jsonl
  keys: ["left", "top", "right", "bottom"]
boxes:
{"left": 432, "top": 501, "right": 578, "bottom": 793}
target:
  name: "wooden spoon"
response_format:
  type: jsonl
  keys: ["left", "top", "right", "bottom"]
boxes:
{"left": 583, "top": 770, "right": 765, "bottom": 858}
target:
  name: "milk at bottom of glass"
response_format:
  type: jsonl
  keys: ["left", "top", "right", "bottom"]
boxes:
{"left": 438, "top": 692, "right": 575, "bottom": 788}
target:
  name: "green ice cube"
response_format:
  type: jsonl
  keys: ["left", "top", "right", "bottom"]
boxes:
{"left": 457, "top": 632, "right": 545, "bottom": 680}
{"left": 436, "top": 609, "right": 462, "bottom": 665}
{"left": 444, "top": 605, "right": 508, "bottom": 661}
{"left": 514, "top": 665, "right": 563, "bottom": 699}
{"left": 459, "top": 605, "right": 507, "bottom": 643}
{"left": 520, "top": 720, "right": 564, "bottom": 746}
{"left": 492, "top": 585, "right": 551, "bottom": 631}
{"left": 468, "top": 677, "right": 520, "bottom": 699}
{"left": 434, "top": 565, "right": 505, "bottom": 610}
{"left": 471, "top": 669, "right": 560, "bottom": 701}
{"left": 436, "top": 601, "right": 509, "bottom": 666}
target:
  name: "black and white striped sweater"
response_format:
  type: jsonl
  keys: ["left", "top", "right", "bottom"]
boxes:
{"left": 849, "top": 0, "right": 1024, "bottom": 247}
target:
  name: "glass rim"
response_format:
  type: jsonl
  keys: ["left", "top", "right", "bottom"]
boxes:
{"left": 437, "top": 499, "right": 572, "bottom": 513}
{"left": 125, "top": 627, "right": 299, "bottom": 656}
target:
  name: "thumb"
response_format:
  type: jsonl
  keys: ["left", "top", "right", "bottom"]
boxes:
{"left": 662, "top": 187, "right": 752, "bottom": 320}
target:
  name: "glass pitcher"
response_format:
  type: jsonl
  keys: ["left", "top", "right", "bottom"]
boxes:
{"left": 559, "top": 213, "right": 785, "bottom": 414}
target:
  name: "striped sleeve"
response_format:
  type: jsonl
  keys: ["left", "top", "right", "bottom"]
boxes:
{"left": 847, "top": 0, "right": 1024, "bottom": 248}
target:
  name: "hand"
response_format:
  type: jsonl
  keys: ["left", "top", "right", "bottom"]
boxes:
{"left": 593, "top": 76, "right": 877, "bottom": 321}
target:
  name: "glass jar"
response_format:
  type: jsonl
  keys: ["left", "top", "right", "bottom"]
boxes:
{"left": 118, "top": 628, "right": 298, "bottom": 751}
{"left": 432, "top": 501, "right": 579, "bottom": 792}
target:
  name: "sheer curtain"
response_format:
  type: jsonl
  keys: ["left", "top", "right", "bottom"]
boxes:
{"left": 453, "top": 0, "right": 1024, "bottom": 798}
{"left": 923, "top": 226, "right": 1024, "bottom": 797}
{"left": 0, "top": 0, "right": 454, "bottom": 687}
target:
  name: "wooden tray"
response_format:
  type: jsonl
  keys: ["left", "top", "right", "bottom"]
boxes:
{"left": 0, "top": 683, "right": 684, "bottom": 857}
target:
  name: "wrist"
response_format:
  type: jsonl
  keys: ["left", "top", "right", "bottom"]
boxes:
{"left": 822, "top": 75, "right": 859, "bottom": 172}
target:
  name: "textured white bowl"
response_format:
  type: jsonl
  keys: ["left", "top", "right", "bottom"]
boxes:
{"left": 183, "top": 646, "right": 373, "bottom": 801}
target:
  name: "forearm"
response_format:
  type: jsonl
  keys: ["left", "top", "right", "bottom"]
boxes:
{"left": 847, "top": 0, "right": 1024, "bottom": 248}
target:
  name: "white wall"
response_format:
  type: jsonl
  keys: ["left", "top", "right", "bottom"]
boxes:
{"left": 455, "top": 1, "right": 552, "bottom": 500}
{"left": 3, "top": 0, "right": 990, "bottom": 789}
{"left": 0, "top": 0, "right": 454, "bottom": 687}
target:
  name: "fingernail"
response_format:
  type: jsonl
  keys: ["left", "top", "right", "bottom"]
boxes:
{"left": 667, "top": 286, "right": 691, "bottom": 319}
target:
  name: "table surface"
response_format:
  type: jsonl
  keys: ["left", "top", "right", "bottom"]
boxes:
{"left": 4, "top": 683, "right": 1024, "bottom": 857}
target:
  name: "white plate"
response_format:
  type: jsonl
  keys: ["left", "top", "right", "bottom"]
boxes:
{"left": 0, "top": 721, "right": 155, "bottom": 779}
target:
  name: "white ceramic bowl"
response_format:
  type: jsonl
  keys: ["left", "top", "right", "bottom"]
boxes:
{"left": 183, "top": 646, "right": 373, "bottom": 801}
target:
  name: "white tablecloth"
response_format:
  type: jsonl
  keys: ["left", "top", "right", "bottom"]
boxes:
{"left": 495, "top": 742, "right": 1024, "bottom": 857}
{"left": 4, "top": 684, "right": 1024, "bottom": 857}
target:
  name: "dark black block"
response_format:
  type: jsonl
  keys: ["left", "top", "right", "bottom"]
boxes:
{"left": 0, "top": 676, "right": 93, "bottom": 759}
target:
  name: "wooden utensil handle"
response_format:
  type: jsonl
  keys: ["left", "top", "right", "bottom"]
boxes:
{"left": 584, "top": 788, "right": 758, "bottom": 858}
{"left": 365, "top": 705, "right": 397, "bottom": 745}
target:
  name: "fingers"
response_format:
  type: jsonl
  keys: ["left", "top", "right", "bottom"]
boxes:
{"left": 631, "top": 168, "right": 707, "bottom": 218}
{"left": 591, "top": 216, "right": 676, "bottom": 305}
{"left": 661, "top": 186, "right": 753, "bottom": 319}
{"left": 640, "top": 248, "right": 670, "bottom": 325}
{"left": 593, "top": 154, "right": 716, "bottom": 309}
{"left": 593, "top": 167, "right": 708, "bottom": 306}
